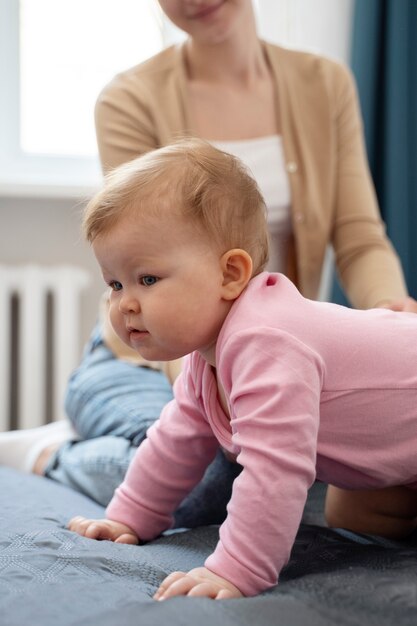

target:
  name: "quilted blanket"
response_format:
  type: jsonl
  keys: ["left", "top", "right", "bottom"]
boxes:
{"left": 1, "top": 467, "right": 417, "bottom": 626}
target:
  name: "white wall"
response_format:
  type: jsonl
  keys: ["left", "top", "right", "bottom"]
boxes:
{"left": 0, "top": 196, "right": 103, "bottom": 350}
{"left": 256, "top": 0, "right": 354, "bottom": 63}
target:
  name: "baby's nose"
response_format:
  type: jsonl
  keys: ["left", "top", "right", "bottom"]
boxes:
{"left": 119, "top": 293, "right": 140, "bottom": 314}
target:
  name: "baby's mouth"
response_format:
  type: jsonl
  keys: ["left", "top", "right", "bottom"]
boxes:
{"left": 127, "top": 326, "right": 149, "bottom": 338}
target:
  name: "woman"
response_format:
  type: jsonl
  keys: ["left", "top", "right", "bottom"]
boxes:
{"left": 2, "top": 0, "right": 416, "bottom": 532}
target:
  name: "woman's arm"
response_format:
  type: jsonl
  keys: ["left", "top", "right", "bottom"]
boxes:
{"left": 330, "top": 63, "right": 408, "bottom": 309}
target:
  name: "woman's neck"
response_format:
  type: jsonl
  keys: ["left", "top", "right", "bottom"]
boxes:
{"left": 184, "top": 30, "right": 267, "bottom": 88}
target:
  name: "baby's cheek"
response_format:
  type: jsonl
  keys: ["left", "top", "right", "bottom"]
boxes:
{"left": 109, "top": 309, "right": 124, "bottom": 338}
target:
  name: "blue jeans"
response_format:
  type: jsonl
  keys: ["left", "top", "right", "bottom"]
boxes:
{"left": 44, "top": 324, "right": 241, "bottom": 527}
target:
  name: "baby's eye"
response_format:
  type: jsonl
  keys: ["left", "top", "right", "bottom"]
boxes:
{"left": 109, "top": 280, "right": 123, "bottom": 292}
{"left": 140, "top": 275, "right": 159, "bottom": 287}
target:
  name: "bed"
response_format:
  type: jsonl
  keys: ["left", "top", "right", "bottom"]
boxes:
{"left": 1, "top": 467, "right": 416, "bottom": 626}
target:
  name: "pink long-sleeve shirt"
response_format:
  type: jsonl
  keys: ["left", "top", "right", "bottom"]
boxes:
{"left": 107, "top": 272, "right": 417, "bottom": 596}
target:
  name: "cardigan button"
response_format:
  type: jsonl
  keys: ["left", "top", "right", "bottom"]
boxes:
{"left": 295, "top": 212, "right": 304, "bottom": 223}
{"left": 286, "top": 161, "right": 298, "bottom": 173}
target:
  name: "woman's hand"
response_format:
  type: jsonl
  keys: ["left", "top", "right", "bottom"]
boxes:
{"left": 68, "top": 516, "right": 139, "bottom": 544}
{"left": 378, "top": 296, "right": 417, "bottom": 314}
{"left": 153, "top": 566, "right": 243, "bottom": 600}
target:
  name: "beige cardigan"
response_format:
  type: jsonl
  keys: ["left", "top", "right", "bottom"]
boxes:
{"left": 95, "top": 41, "right": 407, "bottom": 368}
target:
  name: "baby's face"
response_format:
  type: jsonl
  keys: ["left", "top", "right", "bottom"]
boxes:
{"left": 93, "top": 210, "right": 231, "bottom": 365}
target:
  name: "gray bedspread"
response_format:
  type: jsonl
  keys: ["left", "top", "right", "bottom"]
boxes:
{"left": 1, "top": 467, "right": 417, "bottom": 626}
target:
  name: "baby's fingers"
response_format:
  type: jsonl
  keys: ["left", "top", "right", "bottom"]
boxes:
{"left": 68, "top": 516, "right": 107, "bottom": 539}
{"left": 114, "top": 533, "right": 139, "bottom": 545}
{"left": 68, "top": 516, "right": 139, "bottom": 544}
{"left": 68, "top": 516, "right": 94, "bottom": 536}
{"left": 84, "top": 521, "right": 116, "bottom": 541}
{"left": 215, "top": 588, "right": 239, "bottom": 600}
{"left": 154, "top": 571, "right": 189, "bottom": 600}
{"left": 188, "top": 583, "right": 225, "bottom": 599}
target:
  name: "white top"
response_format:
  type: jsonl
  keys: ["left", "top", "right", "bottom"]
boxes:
{"left": 212, "top": 135, "right": 292, "bottom": 273}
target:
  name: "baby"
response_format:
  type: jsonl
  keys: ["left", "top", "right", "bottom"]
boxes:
{"left": 69, "top": 138, "right": 417, "bottom": 599}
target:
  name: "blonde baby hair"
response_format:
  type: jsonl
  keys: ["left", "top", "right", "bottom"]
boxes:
{"left": 83, "top": 138, "right": 270, "bottom": 275}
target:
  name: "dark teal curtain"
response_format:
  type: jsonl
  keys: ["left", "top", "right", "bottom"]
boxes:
{"left": 332, "top": 0, "right": 417, "bottom": 305}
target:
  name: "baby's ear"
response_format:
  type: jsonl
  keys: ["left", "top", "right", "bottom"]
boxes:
{"left": 220, "top": 249, "right": 253, "bottom": 301}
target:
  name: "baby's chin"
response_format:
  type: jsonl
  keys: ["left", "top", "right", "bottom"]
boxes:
{"left": 133, "top": 343, "right": 189, "bottom": 363}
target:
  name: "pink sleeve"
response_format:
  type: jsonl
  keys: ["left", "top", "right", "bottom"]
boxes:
{"left": 205, "top": 329, "right": 322, "bottom": 596}
{"left": 106, "top": 362, "right": 219, "bottom": 540}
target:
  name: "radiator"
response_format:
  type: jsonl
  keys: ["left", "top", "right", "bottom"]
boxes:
{"left": 0, "top": 264, "right": 90, "bottom": 432}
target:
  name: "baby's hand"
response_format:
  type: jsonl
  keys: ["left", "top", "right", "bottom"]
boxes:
{"left": 153, "top": 566, "right": 243, "bottom": 600}
{"left": 68, "top": 516, "right": 139, "bottom": 544}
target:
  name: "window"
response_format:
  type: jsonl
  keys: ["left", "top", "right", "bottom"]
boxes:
{"left": 0, "top": 0, "right": 183, "bottom": 196}
{"left": 0, "top": 0, "right": 352, "bottom": 197}
{"left": 20, "top": 0, "right": 164, "bottom": 158}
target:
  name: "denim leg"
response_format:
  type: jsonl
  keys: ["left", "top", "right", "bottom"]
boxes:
{"left": 44, "top": 436, "right": 137, "bottom": 507}
{"left": 45, "top": 436, "right": 241, "bottom": 525}
{"left": 64, "top": 324, "right": 173, "bottom": 446}
{"left": 52, "top": 322, "right": 240, "bottom": 523}
{"left": 174, "top": 449, "right": 243, "bottom": 527}
{"left": 48, "top": 322, "right": 173, "bottom": 505}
